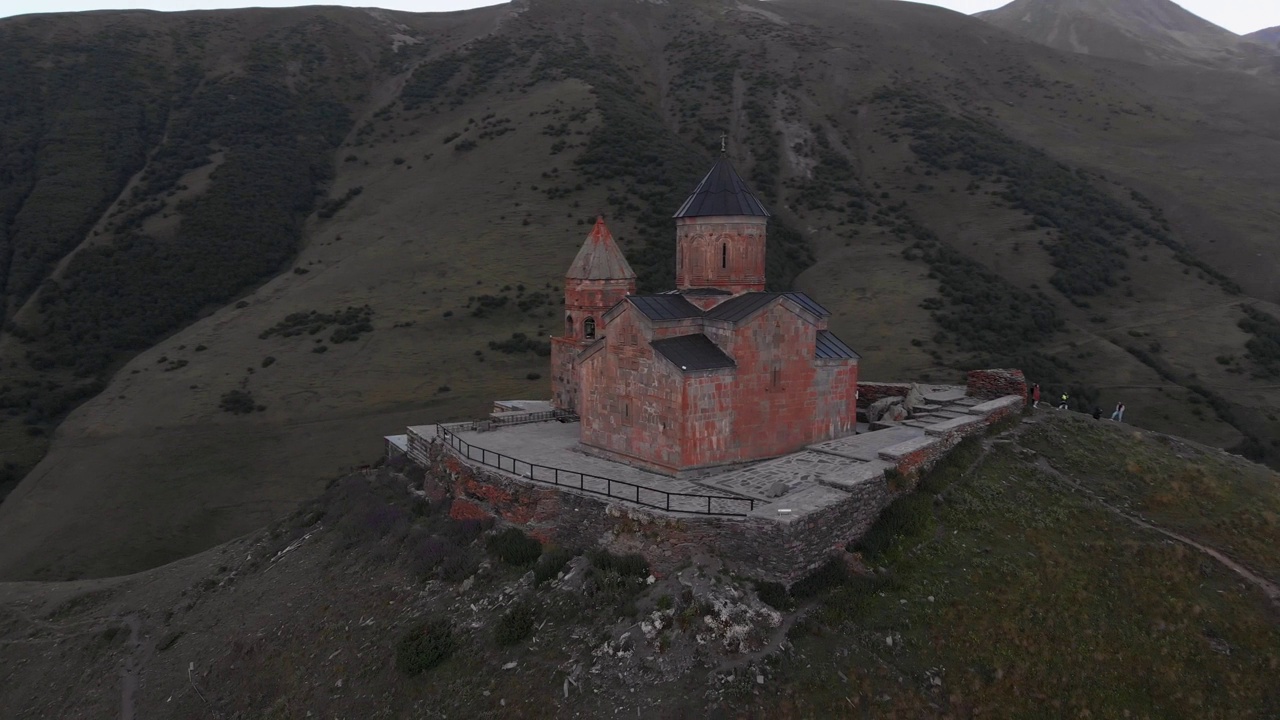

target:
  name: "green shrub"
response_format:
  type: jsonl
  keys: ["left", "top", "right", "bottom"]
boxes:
{"left": 789, "top": 558, "right": 850, "bottom": 600}
{"left": 918, "top": 436, "right": 983, "bottom": 495}
{"left": 218, "top": 389, "right": 256, "bottom": 415}
{"left": 395, "top": 620, "right": 456, "bottom": 676}
{"left": 487, "top": 527, "right": 542, "bottom": 566}
{"left": 494, "top": 602, "right": 535, "bottom": 647}
{"left": 533, "top": 547, "right": 575, "bottom": 584}
{"left": 754, "top": 580, "right": 795, "bottom": 611}
{"left": 588, "top": 549, "right": 649, "bottom": 578}
{"left": 854, "top": 493, "right": 935, "bottom": 562}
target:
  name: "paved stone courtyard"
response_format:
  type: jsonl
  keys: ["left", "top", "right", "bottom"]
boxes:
{"left": 406, "top": 383, "right": 1020, "bottom": 523}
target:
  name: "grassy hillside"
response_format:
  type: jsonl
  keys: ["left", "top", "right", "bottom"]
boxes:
{"left": 1, "top": 0, "right": 1279, "bottom": 580}
{"left": 0, "top": 412, "right": 1275, "bottom": 717}
{"left": 976, "top": 0, "right": 1276, "bottom": 69}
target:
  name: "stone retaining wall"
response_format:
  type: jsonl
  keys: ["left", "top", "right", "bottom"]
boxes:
{"left": 966, "top": 368, "right": 1027, "bottom": 401}
{"left": 412, "top": 436, "right": 864, "bottom": 584}
{"left": 405, "top": 387, "right": 1027, "bottom": 586}
{"left": 856, "top": 382, "right": 913, "bottom": 408}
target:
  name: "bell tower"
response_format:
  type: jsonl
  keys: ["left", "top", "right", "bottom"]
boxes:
{"left": 550, "top": 216, "right": 636, "bottom": 412}
{"left": 673, "top": 150, "right": 770, "bottom": 295}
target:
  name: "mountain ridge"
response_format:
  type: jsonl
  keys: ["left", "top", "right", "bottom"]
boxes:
{"left": 976, "top": 0, "right": 1277, "bottom": 68}
{"left": 1247, "top": 26, "right": 1280, "bottom": 48}
{"left": 0, "top": 0, "right": 1279, "bottom": 581}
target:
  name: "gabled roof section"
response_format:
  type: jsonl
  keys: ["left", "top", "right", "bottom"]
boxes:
{"left": 783, "top": 292, "right": 830, "bottom": 318}
{"left": 651, "top": 334, "right": 736, "bottom": 372}
{"left": 660, "top": 288, "right": 732, "bottom": 297}
{"left": 703, "top": 292, "right": 778, "bottom": 323}
{"left": 815, "top": 330, "right": 860, "bottom": 360}
{"left": 628, "top": 295, "right": 702, "bottom": 322}
{"left": 566, "top": 216, "right": 636, "bottom": 281}
{"left": 702, "top": 291, "right": 831, "bottom": 324}
{"left": 673, "top": 157, "right": 770, "bottom": 219}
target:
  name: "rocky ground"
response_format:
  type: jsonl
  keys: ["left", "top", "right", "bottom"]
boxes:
{"left": 1, "top": 410, "right": 1277, "bottom": 718}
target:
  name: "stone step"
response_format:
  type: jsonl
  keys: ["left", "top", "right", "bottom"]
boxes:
{"left": 748, "top": 484, "right": 853, "bottom": 523}
{"left": 925, "top": 415, "right": 984, "bottom": 436}
{"left": 878, "top": 435, "right": 941, "bottom": 463}
{"left": 808, "top": 426, "right": 925, "bottom": 461}
{"left": 966, "top": 395, "right": 1023, "bottom": 416}
{"left": 816, "top": 459, "right": 893, "bottom": 492}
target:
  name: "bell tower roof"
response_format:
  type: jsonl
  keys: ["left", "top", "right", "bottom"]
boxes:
{"left": 566, "top": 216, "right": 636, "bottom": 281}
{"left": 673, "top": 156, "right": 770, "bottom": 219}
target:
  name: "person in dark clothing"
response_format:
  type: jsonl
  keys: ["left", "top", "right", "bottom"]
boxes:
{"left": 1092, "top": 406, "right": 1103, "bottom": 420}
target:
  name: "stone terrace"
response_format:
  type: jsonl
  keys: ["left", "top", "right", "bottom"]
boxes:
{"left": 407, "top": 384, "right": 1023, "bottom": 526}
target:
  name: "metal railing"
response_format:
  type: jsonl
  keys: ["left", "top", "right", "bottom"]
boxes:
{"left": 434, "top": 424, "right": 757, "bottom": 516}
{"left": 443, "top": 409, "right": 578, "bottom": 434}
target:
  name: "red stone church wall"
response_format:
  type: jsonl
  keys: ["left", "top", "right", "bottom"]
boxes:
{"left": 810, "top": 361, "right": 859, "bottom": 440}
{"left": 550, "top": 337, "right": 579, "bottom": 412}
{"left": 563, "top": 278, "right": 633, "bottom": 339}
{"left": 685, "top": 305, "right": 839, "bottom": 467}
{"left": 580, "top": 312, "right": 687, "bottom": 472}
{"left": 675, "top": 216, "right": 767, "bottom": 294}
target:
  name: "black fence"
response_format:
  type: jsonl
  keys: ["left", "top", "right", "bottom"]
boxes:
{"left": 434, "top": 424, "right": 757, "bottom": 516}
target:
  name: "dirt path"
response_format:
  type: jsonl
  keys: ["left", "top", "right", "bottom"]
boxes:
{"left": 1035, "top": 456, "right": 1280, "bottom": 608}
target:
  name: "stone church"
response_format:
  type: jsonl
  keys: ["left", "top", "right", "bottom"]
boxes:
{"left": 550, "top": 155, "right": 861, "bottom": 475}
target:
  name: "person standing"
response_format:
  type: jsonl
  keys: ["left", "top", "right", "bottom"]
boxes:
{"left": 1058, "top": 392, "right": 1069, "bottom": 410}
{"left": 1031, "top": 383, "right": 1041, "bottom": 409}
{"left": 1111, "top": 402, "right": 1125, "bottom": 422}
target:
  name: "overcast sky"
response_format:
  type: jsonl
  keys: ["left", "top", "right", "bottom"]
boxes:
{"left": 1, "top": 0, "right": 1277, "bottom": 36}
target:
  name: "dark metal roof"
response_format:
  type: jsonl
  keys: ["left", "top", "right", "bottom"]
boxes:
{"left": 815, "top": 330, "right": 861, "bottom": 360}
{"left": 661, "top": 288, "right": 732, "bottom": 297}
{"left": 704, "top": 292, "right": 779, "bottom": 323}
{"left": 628, "top": 295, "right": 702, "bottom": 322}
{"left": 651, "top": 334, "right": 736, "bottom": 372}
{"left": 673, "top": 157, "right": 771, "bottom": 219}
{"left": 783, "top": 292, "right": 830, "bottom": 318}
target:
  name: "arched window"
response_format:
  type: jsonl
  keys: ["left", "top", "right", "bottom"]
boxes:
{"left": 565, "top": 314, "right": 574, "bottom": 337}
{"left": 722, "top": 243, "right": 727, "bottom": 269}
{"left": 584, "top": 317, "right": 596, "bottom": 340}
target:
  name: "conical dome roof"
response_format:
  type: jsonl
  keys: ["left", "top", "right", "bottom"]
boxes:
{"left": 673, "top": 156, "right": 770, "bottom": 219}
{"left": 566, "top": 216, "right": 636, "bottom": 280}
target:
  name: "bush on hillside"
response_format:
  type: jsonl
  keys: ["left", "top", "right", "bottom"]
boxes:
{"left": 587, "top": 549, "right": 649, "bottom": 578}
{"left": 487, "top": 527, "right": 542, "bottom": 566}
{"left": 533, "top": 547, "right": 575, "bottom": 584}
{"left": 395, "top": 620, "right": 456, "bottom": 676}
{"left": 494, "top": 602, "right": 536, "bottom": 647}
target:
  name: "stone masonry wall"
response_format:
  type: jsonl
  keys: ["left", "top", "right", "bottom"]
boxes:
{"left": 675, "top": 215, "right": 768, "bottom": 294}
{"left": 856, "top": 382, "right": 912, "bottom": 408}
{"left": 966, "top": 368, "right": 1027, "bottom": 401}
{"left": 407, "top": 382, "right": 1026, "bottom": 587}
{"left": 414, "top": 435, "right": 879, "bottom": 584}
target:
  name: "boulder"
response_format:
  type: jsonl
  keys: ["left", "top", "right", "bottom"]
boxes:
{"left": 868, "top": 396, "right": 908, "bottom": 424}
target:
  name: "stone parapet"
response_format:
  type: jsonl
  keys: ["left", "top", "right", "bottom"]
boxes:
{"left": 857, "top": 382, "right": 912, "bottom": 408}
{"left": 419, "top": 439, "right": 873, "bottom": 585}
{"left": 966, "top": 368, "right": 1027, "bottom": 401}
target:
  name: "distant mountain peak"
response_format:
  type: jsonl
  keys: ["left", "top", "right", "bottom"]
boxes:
{"left": 977, "top": 0, "right": 1275, "bottom": 69}
{"left": 1246, "top": 26, "right": 1280, "bottom": 49}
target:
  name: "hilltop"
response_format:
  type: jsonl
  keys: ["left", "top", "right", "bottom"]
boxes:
{"left": 1248, "top": 26, "right": 1280, "bottom": 49}
{"left": 976, "top": 0, "right": 1277, "bottom": 69}
{"left": 0, "top": 412, "right": 1276, "bottom": 718}
{"left": 1, "top": 0, "right": 1280, "bottom": 580}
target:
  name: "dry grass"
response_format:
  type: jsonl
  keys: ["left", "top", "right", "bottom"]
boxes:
{"left": 766, "top": 418, "right": 1280, "bottom": 718}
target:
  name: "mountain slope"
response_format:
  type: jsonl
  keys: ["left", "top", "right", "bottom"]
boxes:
{"left": 1, "top": 413, "right": 1276, "bottom": 718}
{"left": 1247, "top": 26, "right": 1280, "bottom": 49}
{"left": 2, "top": 0, "right": 1280, "bottom": 580}
{"left": 976, "top": 0, "right": 1275, "bottom": 68}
